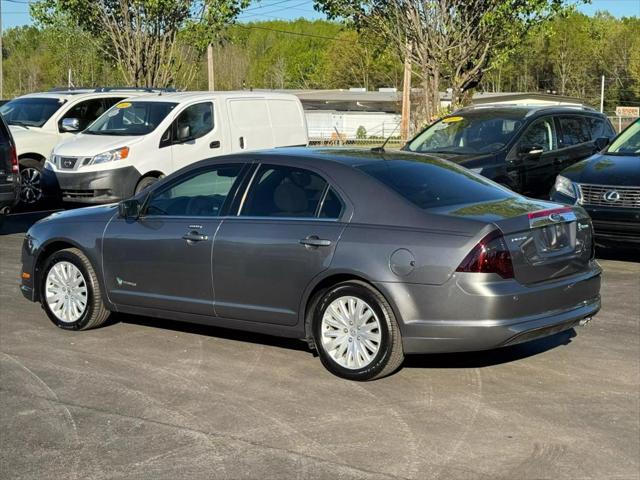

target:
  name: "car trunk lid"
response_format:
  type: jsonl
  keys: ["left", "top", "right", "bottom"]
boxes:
{"left": 432, "top": 197, "right": 594, "bottom": 285}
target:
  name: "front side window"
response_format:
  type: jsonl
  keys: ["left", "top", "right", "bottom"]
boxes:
{"left": 558, "top": 116, "right": 591, "bottom": 146}
{"left": 241, "top": 165, "right": 330, "bottom": 218}
{"left": 0, "top": 97, "right": 65, "bottom": 127}
{"left": 518, "top": 117, "right": 557, "bottom": 152}
{"left": 607, "top": 120, "right": 640, "bottom": 155}
{"left": 146, "top": 164, "right": 244, "bottom": 216}
{"left": 407, "top": 114, "right": 524, "bottom": 155}
{"left": 85, "top": 101, "right": 177, "bottom": 136}
{"left": 60, "top": 98, "right": 125, "bottom": 131}
{"left": 176, "top": 102, "right": 214, "bottom": 141}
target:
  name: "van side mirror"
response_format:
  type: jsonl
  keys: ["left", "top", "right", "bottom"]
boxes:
{"left": 518, "top": 144, "right": 544, "bottom": 158}
{"left": 61, "top": 118, "right": 81, "bottom": 132}
{"left": 118, "top": 198, "right": 142, "bottom": 219}
{"left": 594, "top": 136, "right": 610, "bottom": 151}
{"left": 177, "top": 125, "right": 191, "bottom": 142}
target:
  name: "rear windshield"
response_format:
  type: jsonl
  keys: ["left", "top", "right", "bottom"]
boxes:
{"left": 0, "top": 97, "right": 65, "bottom": 128}
{"left": 85, "top": 101, "right": 177, "bottom": 136}
{"left": 357, "top": 158, "right": 515, "bottom": 209}
{"left": 606, "top": 120, "right": 640, "bottom": 155}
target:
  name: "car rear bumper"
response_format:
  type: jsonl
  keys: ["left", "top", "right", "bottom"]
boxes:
{"left": 0, "top": 180, "right": 20, "bottom": 209}
{"left": 376, "top": 263, "right": 602, "bottom": 354}
{"left": 42, "top": 166, "right": 140, "bottom": 204}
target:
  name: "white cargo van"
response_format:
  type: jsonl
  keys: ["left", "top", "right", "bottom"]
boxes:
{"left": 0, "top": 88, "right": 159, "bottom": 204}
{"left": 43, "top": 91, "right": 308, "bottom": 204}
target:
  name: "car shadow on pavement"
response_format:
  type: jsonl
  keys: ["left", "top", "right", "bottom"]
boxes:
{"left": 115, "top": 313, "right": 311, "bottom": 352}
{"left": 596, "top": 245, "right": 639, "bottom": 263}
{"left": 404, "top": 329, "right": 576, "bottom": 369}
{"left": 116, "top": 312, "right": 578, "bottom": 368}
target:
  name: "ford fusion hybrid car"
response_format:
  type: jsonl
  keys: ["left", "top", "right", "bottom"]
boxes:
{"left": 21, "top": 148, "right": 601, "bottom": 380}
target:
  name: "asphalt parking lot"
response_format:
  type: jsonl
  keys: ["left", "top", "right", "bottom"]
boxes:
{"left": 1, "top": 212, "right": 639, "bottom": 480}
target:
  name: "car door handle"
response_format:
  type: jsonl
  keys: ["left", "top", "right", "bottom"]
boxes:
{"left": 182, "top": 231, "right": 208, "bottom": 243}
{"left": 210, "top": 141, "right": 220, "bottom": 149}
{"left": 300, "top": 236, "right": 332, "bottom": 248}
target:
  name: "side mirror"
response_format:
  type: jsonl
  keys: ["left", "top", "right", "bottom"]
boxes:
{"left": 177, "top": 125, "right": 191, "bottom": 142}
{"left": 518, "top": 144, "right": 544, "bottom": 158}
{"left": 594, "top": 136, "right": 610, "bottom": 151}
{"left": 61, "top": 118, "right": 81, "bottom": 132}
{"left": 118, "top": 198, "right": 142, "bottom": 219}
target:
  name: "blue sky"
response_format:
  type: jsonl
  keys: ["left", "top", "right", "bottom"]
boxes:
{"left": 1, "top": 0, "right": 639, "bottom": 29}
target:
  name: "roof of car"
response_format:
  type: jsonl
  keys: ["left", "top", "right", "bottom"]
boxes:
{"left": 13, "top": 90, "right": 156, "bottom": 101}
{"left": 454, "top": 104, "right": 602, "bottom": 118}
{"left": 132, "top": 91, "right": 301, "bottom": 103}
{"left": 245, "top": 147, "right": 441, "bottom": 168}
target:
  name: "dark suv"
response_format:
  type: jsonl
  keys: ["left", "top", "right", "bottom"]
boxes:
{"left": 0, "top": 115, "right": 19, "bottom": 215}
{"left": 404, "top": 105, "right": 616, "bottom": 198}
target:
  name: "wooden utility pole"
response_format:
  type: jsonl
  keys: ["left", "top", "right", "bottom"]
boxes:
{"left": 400, "top": 51, "right": 412, "bottom": 142}
{"left": 207, "top": 44, "right": 215, "bottom": 91}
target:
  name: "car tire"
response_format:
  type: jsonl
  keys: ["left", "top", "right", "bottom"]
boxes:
{"left": 40, "top": 248, "right": 111, "bottom": 331}
{"left": 135, "top": 176, "right": 159, "bottom": 195}
{"left": 19, "top": 158, "right": 44, "bottom": 207}
{"left": 313, "top": 281, "right": 404, "bottom": 381}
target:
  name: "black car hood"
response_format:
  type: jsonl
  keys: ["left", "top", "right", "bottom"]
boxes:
{"left": 561, "top": 153, "right": 640, "bottom": 186}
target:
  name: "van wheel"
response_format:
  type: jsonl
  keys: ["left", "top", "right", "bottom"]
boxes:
{"left": 313, "top": 281, "right": 404, "bottom": 381}
{"left": 19, "top": 158, "right": 44, "bottom": 206}
{"left": 135, "top": 176, "right": 159, "bottom": 195}
{"left": 40, "top": 248, "right": 111, "bottom": 330}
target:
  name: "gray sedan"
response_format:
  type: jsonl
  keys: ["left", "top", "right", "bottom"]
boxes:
{"left": 20, "top": 148, "right": 601, "bottom": 380}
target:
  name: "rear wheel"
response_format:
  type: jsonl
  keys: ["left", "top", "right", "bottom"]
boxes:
{"left": 313, "top": 281, "right": 404, "bottom": 381}
{"left": 19, "top": 158, "right": 44, "bottom": 206}
{"left": 41, "top": 248, "right": 110, "bottom": 330}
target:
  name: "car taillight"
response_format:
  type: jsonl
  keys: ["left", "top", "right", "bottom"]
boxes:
{"left": 456, "top": 230, "right": 514, "bottom": 279}
{"left": 10, "top": 145, "right": 18, "bottom": 174}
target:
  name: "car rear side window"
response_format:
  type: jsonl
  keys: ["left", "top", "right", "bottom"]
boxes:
{"left": 358, "top": 159, "right": 513, "bottom": 210}
{"left": 558, "top": 116, "right": 591, "bottom": 146}
{"left": 241, "top": 165, "right": 329, "bottom": 218}
{"left": 319, "top": 188, "right": 344, "bottom": 219}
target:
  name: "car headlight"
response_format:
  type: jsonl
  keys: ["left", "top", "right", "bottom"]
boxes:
{"left": 45, "top": 155, "right": 59, "bottom": 169}
{"left": 90, "top": 147, "right": 129, "bottom": 165}
{"left": 554, "top": 175, "right": 576, "bottom": 198}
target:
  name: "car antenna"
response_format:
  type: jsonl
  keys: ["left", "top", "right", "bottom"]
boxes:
{"left": 371, "top": 122, "right": 401, "bottom": 153}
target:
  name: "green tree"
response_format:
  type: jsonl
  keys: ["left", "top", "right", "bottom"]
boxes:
{"left": 30, "top": 0, "right": 250, "bottom": 87}
{"left": 315, "top": 0, "right": 576, "bottom": 123}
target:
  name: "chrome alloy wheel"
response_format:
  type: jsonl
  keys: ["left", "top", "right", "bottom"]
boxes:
{"left": 45, "top": 261, "right": 88, "bottom": 323}
{"left": 20, "top": 167, "right": 43, "bottom": 204}
{"left": 320, "top": 296, "right": 382, "bottom": 370}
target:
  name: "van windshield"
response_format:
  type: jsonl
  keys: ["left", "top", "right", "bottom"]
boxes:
{"left": 0, "top": 97, "right": 66, "bottom": 128}
{"left": 85, "top": 101, "right": 177, "bottom": 136}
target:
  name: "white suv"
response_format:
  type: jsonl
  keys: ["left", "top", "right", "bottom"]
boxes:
{"left": 44, "top": 91, "right": 308, "bottom": 204}
{"left": 0, "top": 88, "right": 160, "bottom": 204}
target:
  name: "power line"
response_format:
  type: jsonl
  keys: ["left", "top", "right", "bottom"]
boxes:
{"left": 242, "top": 0, "right": 314, "bottom": 19}
{"left": 243, "top": 0, "right": 307, "bottom": 13}
{"left": 234, "top": 23, "right": 349, "bottom": 42}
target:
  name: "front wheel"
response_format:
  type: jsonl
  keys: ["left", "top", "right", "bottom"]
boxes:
{"left": 41, "top": 248, "right": 111, "bottom": 330}
{"left": 19, "top": 158, "right": 44, "bottom": 206}
{"left": 313, "top": 281, "right": 404, "bottom": 381}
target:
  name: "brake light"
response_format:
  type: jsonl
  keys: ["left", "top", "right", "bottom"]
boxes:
{"left": 456, "top": 230, "right": 514, "bottom": 279}
{"left": 10, "top": 145, "right": 18, "bottom": 174}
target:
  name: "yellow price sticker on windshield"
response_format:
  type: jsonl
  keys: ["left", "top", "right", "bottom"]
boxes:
{"left": 116, "top": 102, "right": 132, "bottom": 109}
{"left": 442, "top": 116, "right": 464, "bottom": 123}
